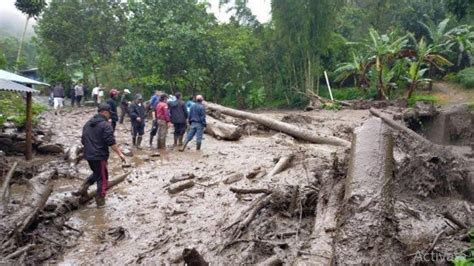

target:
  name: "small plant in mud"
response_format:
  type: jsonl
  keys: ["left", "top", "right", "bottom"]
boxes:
{"left": 451, "top": 228, "right": 474, "bottom": 266}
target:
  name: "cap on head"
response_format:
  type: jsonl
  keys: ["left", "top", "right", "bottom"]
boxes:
{"left": 110, "top": 89, "right": 119, "bottom": 97}
{"left": 196, "top": 95, "right": 204, "bottom": 102}
{"left": 124, "top": 89, "right": 131, "bottom": 94}
{"left": 97, "top": 103, "right": 112, "bottom": 113}
{"left": 135, "top": 94, "right": 143, "bottom": 100}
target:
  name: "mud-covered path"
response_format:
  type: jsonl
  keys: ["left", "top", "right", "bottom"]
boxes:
{"left": 40, "top": 106, "right": 367, "bottom": 264}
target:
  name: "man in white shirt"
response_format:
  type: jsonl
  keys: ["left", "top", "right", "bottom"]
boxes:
{"left": 92, "top": 84, "right": 101, "bottom": 105}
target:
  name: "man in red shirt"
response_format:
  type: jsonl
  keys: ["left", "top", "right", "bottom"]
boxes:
{"left": 155, "top": 93, "right": 171, "bottom": 149}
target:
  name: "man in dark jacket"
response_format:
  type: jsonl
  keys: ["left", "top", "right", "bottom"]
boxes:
{"left": 106, "top": 89, "right": 120, "bottom": 132}
{"left": 180, "top": 95, "right": 206, "bottom": 151}
{"left": 53, "top": 83, "right": 65, "bottom": 115}
{"left": 168, "top": 92, "right": 188, "bottom": 147}
{"left": 129, "top": 94, "right": 146, "bottom": 149}
{"left": 73, "top": 103, "right": 126, "bottom": 208}
{"left": 119, "top": 89, "right": 131, "bottom": 124}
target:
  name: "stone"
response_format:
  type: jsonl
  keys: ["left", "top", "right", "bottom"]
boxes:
{"left": 0, "top": 137, "right": 13, "bottom": 151}
{"left": 119, "top": 143, "right": 134, "bottom": 157}
{"left": 37, "top": 143, "right": 64, "bottom": 154}
{"left": 168, "top": 180, "right": 195, "bottom": 194}
{"left": 11, "top": 141, "right": 27, "bottom": 154}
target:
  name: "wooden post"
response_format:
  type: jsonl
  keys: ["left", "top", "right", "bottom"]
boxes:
{"left": 25, "top": 92, "right": 32, "bottom": 160}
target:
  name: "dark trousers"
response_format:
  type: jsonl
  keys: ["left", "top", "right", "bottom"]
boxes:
{"left": 119, "top": 105, "right": 129, "bottom": 124}
{"left": 86, "top": 160, "right": 109, "bottom": 197}
{"left": 150, "top": 120, "right": 158, "bottom": 136}
{"left": 71, "top": 96, "right": 76, "bottom": 107}
{"left": 93, "top": 95, "right": 98, "bottom": 105}
{"left": 75, "top": 95, "right": 82, "bottom": 106}
{"left": 132, "top": 121, "right": 145, "bottom": 137}
{"left": 111, "top": 121, "right": 117, "bottom": 132}
{"left": 173, "top": 122, "right": 186, "bottom": 137}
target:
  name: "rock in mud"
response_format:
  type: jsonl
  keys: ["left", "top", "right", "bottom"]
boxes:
{"left": 168, "top": 180, "right": 195, "bottom": 194}
{"left": 0, "top": 137, "right": 13, "bottom": 151}
{"left": 11, "top": 141, "right": 26, "bottom": 153}
{"left": 223, "top": 173, "right": 243, "bottom": 184}
{"left": 170, "top": 173, "right": 195, "bottom": 183}
{"left": 37, "top": 143, "right": 64, "bottom": 154}
{"left": 182, "top": 248, "right": 208, "bottom": 266}
{"left": 119, "top": 143, "right": 134, "bottom": 157}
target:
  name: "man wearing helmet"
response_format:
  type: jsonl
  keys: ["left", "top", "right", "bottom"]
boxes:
{"left": 106, "top": 89, "right": 120, "bottom": 132}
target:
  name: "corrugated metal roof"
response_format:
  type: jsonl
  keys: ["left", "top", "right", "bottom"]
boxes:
{"left": 0, "top": 69, "right": 49, "bottom": 86}
{"left": 0, "top": 79, "right": 39, "bottom": 93}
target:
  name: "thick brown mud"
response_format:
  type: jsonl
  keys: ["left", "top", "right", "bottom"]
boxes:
{"left": 1, "top": 103, "right": 472, "bottom": 264}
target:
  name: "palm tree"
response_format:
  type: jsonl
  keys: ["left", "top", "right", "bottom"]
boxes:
{"left": 14, "top": 0, "right": 46, "bottom": 71}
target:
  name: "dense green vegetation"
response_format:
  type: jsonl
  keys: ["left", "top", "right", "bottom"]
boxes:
{"left": 0, "top": 92, "right": 46, "bottom": 127}
{"left": 2, "top": 0, "right": 473, "bottom": 108}
{"left": 456, "top": 67, "right": 474, "bottom": 88}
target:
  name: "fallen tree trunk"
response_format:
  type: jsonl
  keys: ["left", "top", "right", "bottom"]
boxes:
{"left": 45, "top": 172, "right": 131, "bottom": 216}
{"left": 335, "top": 117, "right": 406, "bottom": 264}
{"left": 0, "top": 169, "right": 55, "bottom": 244}
{"left": 205, "top": 116, "right": 241, "bottom": 141}
{"left": 205, "top": 102, "right": 350, "bottom": 147}
{"left": 370, "top": 108, "right": 434, "bottom": 146}
{"left": 1, "top": 162, "right": 18, "bottom": 204}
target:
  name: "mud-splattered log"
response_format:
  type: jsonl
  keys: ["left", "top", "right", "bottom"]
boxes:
{"left": 205, "top": 102, "right": 350, "bottom": 147}
{"left": 44, "top": 172, "right": 131, "bottom": 216}
{"left": 0, "top": 169, "right": 55, "bottom": 244}
{"left": 205, "top": 116, "right": 241, "bottom": 141}
{"left": 334, "top": 117, "right": 406, "bottom": 264}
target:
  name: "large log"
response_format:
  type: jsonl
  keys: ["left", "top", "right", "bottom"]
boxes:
{"left": 334, "top": 117, "right": 406, "bottom": 264}
{"left": 205, "top": 116, "right": 241, "bottom": 141}
{"left": 0, "top": 169, "right": 55, "bottom": 244}
{"left": 1, "top": 162, "right": 18, "bottom": 205}
{"left": 205, "top": 102, "right": 350, "bottom": 147}
{"left": 45, "top": 172, "right": 131, "bottom": 216}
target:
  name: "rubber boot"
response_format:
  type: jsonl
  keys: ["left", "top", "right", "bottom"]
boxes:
{"left": 132, "top": 137, "right": 137, "bottom": 146}
{"left": 136, "top": 136, "right": 143, "bottom": 150}
{"left": 196, "top": 143, "right": 201, "bottom": 151}
{"left": 179, "top": 140, "right": 189, "bottom": 152}
{"left": 95, "top": 195, "right": 106, "bottom": 208}
{"left": 72, "top": 181, "right": 90, "bottom": 198}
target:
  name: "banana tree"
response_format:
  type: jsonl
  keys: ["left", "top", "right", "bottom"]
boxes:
{"left": 404, "top": 61, "right": 431, "bottom": 99}
{"left": 446, "top": 25, "right": 474, "bottom": 67}
{"left": 360, "top": 28, "right": 409, "bottom": 99}
{"left": 410, "top": 36, "right": 453, "bottom": 81}
{"left": 419, "top": 18, "right": 452, "bottom": 54}
{"left": 334, "top": 52, "right": 370, "bottom": 89}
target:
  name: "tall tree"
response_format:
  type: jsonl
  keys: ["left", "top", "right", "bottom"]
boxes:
{"left": 14, "top": 0, "right": 46, "bottom": 71}
{"left": 272, "top": 0, "right": 343, "bottom": 94}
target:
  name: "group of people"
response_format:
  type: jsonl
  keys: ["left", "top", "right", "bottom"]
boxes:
{"left": 74, "top": 87, "right": 207, "bottom": 208}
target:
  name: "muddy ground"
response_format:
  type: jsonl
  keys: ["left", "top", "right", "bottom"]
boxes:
{"left": 1, "top": 89, "right": 473, "bottom": 264}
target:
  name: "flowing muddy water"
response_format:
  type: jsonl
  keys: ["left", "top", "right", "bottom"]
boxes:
{"left": 37, "top": 106, "right": 369, "bottom": 264}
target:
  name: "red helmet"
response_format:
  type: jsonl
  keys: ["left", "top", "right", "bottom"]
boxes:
{"left": 110, "top": 89, "right": 119, "bottom": 97}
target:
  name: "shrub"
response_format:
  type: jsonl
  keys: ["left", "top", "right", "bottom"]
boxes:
{"left": 0, "top": 92, "right": 46, "bottom": 128}
{"left": 320, "top": 87, "right": 378, "bottom": 100}
{"left": 407, "top": 93, "right": 441, "bottom": 107}
{"left": 456, "top": 67, "right": 474, "bottom": 89}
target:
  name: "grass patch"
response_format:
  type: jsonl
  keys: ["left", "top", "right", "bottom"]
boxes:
{"left": 467, "top": 102, "right": 474, "bottom": 111}
{"left": 407, "top": 93, "right": 444, "bottom": 107}
{"left": 319, "top": 87, "right": 377, "bottom": 100}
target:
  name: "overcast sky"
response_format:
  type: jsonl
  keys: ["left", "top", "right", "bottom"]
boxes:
{"left": 0, "top": 0, "right": 271, "bottom": 39}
